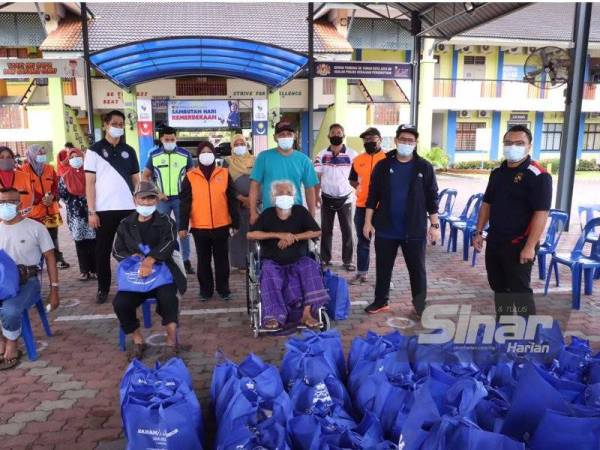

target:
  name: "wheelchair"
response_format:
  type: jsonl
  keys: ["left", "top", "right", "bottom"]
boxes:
{"left": 246, "top": 239, "right": 331, "bottom": 338}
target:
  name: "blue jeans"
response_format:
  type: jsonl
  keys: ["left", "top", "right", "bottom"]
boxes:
{"left": 354, "top": 207, "right": 371, "bottom": 275}
{"left": 0, "top": 278, "right": 40, "bottom": 340}
{"left": 157, "top": 197, "right": 191, "bottom": 261}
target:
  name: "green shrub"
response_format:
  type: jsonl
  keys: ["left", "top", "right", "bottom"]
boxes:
{"left": 539, "top": 159, "right": 561, "bottom": 174}
{"left": 577, "top": 158, "right": 599, "bottom": 171}
{"left": 421, "top": 147, "right": 449, "bottom": 169}
{"left": 452, "top": 160, "right": 501, "bottom": 170}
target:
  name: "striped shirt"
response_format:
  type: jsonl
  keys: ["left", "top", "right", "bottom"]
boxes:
{"left": 314, "top": 145, "right": 357, "bottom": 202}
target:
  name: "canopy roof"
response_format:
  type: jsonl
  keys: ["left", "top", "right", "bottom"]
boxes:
{"left": 89, "top": 37, "right": 309, "bottom": 89}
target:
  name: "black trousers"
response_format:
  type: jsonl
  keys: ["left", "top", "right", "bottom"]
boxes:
{"left": 96, "top": 210, "right": 132, "bottom": 293}
{"left": 320, "top": 200, "right": 354, "bottom": 265}
{"left": 374, "top": 237, "right": 427, "bottom": 314}
{"left": 75, "top": 239, "right": 97, "bottom": 274}
{"left": 113, "top": 283, "right": 179, "bottom": 334}
{"left": 191, "top": 227, "right": 230, "bottom": 297}
{"left": 47, "top": 227, "right": 65, "bottom": 262}
{"left": 485, "top": 239, "right": 536, "bottom": 319}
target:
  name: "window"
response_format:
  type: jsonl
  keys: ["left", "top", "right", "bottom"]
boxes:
{"left": 175, "top": 77, "right": 227, "bottom": 96}
{"left": 322, "top": 79, "right": 335, "bottom": 95}
{"left": 463, "top": 56, "right": 485, "bottom": 65}
{"left": 584, "top": 123, "right": 600, "bottom": 151}
{"left": 502, "top": 65, "right": 525, "bottom": 81}
{"left": 456, "top": 122, "right": 486, "bottom": 151}
{"left": 541, "top": 123, "right": 562, "bottom": 151}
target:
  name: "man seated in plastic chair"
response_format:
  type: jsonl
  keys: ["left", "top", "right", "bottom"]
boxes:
{"left": 0, "top": 187, "right": 59, "bottom": 370}
{"left": 247, "top": 180, "right": 329, "bottom": 330}
{"left": 112, "top": 181, "right": 187, "bottom": 361}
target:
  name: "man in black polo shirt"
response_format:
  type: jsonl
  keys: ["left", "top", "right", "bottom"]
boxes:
{"left": 84, "top": 110, "right": 140, "bottom": 304}
{"left": 473, "top": 124, "right": 552, "bottom": 319}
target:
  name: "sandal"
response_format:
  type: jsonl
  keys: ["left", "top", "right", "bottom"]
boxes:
{"left": 79, "top": 272, "right": 89, "bottom": 281}
{"left": 263, "top": 319, "right": 280, "bottom": 330}
{"left": 0, "top": 349, "right": 22, "bottom": 370}
{"left": 302, "top": 316, "right": 320, "bottom": 329}
{"left": 344, "top": 263, "right": 356, "bottom": 272}
{"left": 129, "top": 343, "right": 147, "bottom": 361}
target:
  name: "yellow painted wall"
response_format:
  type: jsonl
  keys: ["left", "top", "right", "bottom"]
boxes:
{"left": 6, "top": 81, "right": 30, "bottom": 97}
{"left": 361, "top": 49, "right": 407, "bottom": 62}
{"left": 361, "top": 80, "right": 384, "bottom": 97}
{"left": 436, "top": 51, "right": 453, "bottom": 79}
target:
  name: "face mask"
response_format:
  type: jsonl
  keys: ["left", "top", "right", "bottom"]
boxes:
{"left": 232, "top": 146, "right": 247, "bottom": 156}
{"left": 396, "top": 143, "right": 415, "bottom": 157}
{"left": 0, "top": 159, "right": 15, "bottom": 171}
{"left": 503, "top": 145, "right": 527, "bottom": 163}
{"left": 329, "top": 136, "right": 344, "bottom": 146}
{"left": 163, "top": 142, "right": 176, "bottom": 152}
{"left": 277, "top": 137, "right": 294, "bottom": 151}
{"left": 136, "top": 204, "right": 156, "bottom": 217}
{"left": 199, "top": 153, "right": 215, "bottom": 166}
{"left": 108, "top": 126, "right": 124, "bottom": 138}
{"left": 35, "top": 154, "right": 47, "bottom": 164}
{"left": 274, "top": 195, "right": 294, "bottom": 211}
{"left": 364, "top": 142, "right": 379, "bottom": 154}
{"left": 0, "top": 203, "right": 18, "bottom": 221}
{"left": 69, "top": 157, "right": 83, "bottom": 169}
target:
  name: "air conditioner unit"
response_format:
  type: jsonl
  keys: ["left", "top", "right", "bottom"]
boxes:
{"left": 507, "top": 47, "right": 522, "bottom": 55}
{"left": 460, "top": 110, "right": 471, "bottom": 118}
{"left": 435, "top": 43, "right": 449, "bottom": 54}
{"left": 481, "top": 45, "right": 494, "bottom": 54}
{"left": 460, "top": 46, "right": 474, "bottom": 54}
{"left": 528, "top": 46, "right": 538, "bottom": 53}
{"left": 478, "top": 110, "right": 488, "bottom": 118}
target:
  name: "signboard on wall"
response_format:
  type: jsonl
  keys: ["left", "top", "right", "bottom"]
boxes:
{"left": 510, "top": 113, "right": 529, "bottom": 121}
{"left": 0, "top": 58, "right": 84, "bottom": 78}
{"left": 168, "top": 100, "right": 240, "bottom": 128}
{"left": 314, "top": 61, "right": 412, "bottom": 79}
{"left": 253, "top": 99, "right": 268, "bottom": 121}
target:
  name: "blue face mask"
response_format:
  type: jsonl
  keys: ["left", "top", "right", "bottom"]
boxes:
{"left": 0, "top": 203, "right": 18, "bottom": 221}
{"left": 503, "top": 145, "right": 527, "bottom": 163}
{"left": 136, "top": 204, "right": 156, "bottom": 217}
{"left": 35, "top": 154, "right": 47, "bottom": 164}
{"left": 278, "top": 137, "right": 294, "bottom": 151}
{"left": 69, "top": 157, "right": 83, "bottom": 169}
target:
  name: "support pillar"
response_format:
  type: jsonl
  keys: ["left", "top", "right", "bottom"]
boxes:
{"left": 556, "top": 2, "right": 591, "bottom": 226}
{"left": 533, "top": 111, "right": 544, "bottom": 160}
{"left": 267, "top": 88, "right": 280, "bottom": 149}
{"left": 333, "top": 78, "right": 348, "bottom": 125}
{"left": 48, "top": 78, "right": 67, "bottom": 160}
{"left": 122, "top": 89, "right": 139, "bottom": 155}
{"left": 447, "top": 110, "right": 457, "bottom": 164}
{"left": 417, "top": 38, "right": 435, "bottom": 152}
{"left": 490, "top": 111, "right": 501, "bottom": 160}
{"left": 0, "top": 80, "right": 7, "bottom": 97}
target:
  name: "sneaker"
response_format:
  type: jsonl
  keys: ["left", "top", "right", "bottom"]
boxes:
{"left": 199, "top": 294, "right": 211, "bottom": 302}
{"left": 389, "top": 281, "right": 395, "bottom": 290}
{"left": 219, "top": 292, "right": 232, "bottom": 301}
{"left": 350, "top": 274, "right": 367, "bottom": 285}
{"left": 184, "top": 260, "right": 195, "bottom": 275}
{"left": 343, "top": 263, "right": 356, "bottom": 272}
{"left": 408, "top": 310, "right": 422, "bottom": 322}
{"left": 57, "top": 260, "right": 70, "bottom": 270}
{"left": 96, "top": 291, "right": 108, "bottom": 304}
{"left": 364, "top": 302, "right": 390, "bottom": 314}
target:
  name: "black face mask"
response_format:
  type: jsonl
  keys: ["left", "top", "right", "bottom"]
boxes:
{"left": 363, "top": 142, "right": 379, "bottom": 154}
{"left": 329, "top": 136, "right": 344, "bottom": 146}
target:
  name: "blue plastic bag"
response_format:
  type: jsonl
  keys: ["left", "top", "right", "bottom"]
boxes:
{"left": 284, "top": 330, "right": 346, "bottom": 382}
{"left": 280, "top": 341, "right": 342, "bottom": 389}
{"left": 117, "top": 254, "right": 173, "bottom": 293}
{"left": 288, "top": 407, "right": 358, "bottom": 450}
{"left": 323, "top": 270, "right": 350, "bottom": 320}
{"left": 0, "top": 249, "right": 20, "bottom": 301}
{"left": 123, "top": 379, "right": 203, "bottom": 450}
{"left": 529, "top": 410, "right": 600, "bottom": 450}
{"left": 218, "top": 416, "right": 291, "bottom": 450}
{"left": 289, "top": 374, "right": 353, "bottom": 416}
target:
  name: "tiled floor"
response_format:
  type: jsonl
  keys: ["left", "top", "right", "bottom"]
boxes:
{"left": 1, "top": 173, "right": 598, "bottom": 449}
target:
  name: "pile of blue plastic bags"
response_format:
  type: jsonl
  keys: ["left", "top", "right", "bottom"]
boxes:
{"left": 211, "top": 324, "right": 600, "bottom": 450}
{"left": 120, "top": 358, "right": 204, "bottom": 450}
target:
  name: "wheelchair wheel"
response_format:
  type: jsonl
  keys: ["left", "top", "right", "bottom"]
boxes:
{"left": 319, "top": 309, "right": 331, "bottom": 332}
{"left": 245, "top": 270, "right": 251, "bottom": 315}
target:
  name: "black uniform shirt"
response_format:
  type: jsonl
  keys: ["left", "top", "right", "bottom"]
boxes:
{"left": 483, "top": 155, "right": 552, "bottom": 244}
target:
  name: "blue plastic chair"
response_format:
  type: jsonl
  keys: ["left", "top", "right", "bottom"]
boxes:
{"left": 537, "top": 209, "right": 569, "bottom": 281}
{"left": 544, "top": 217, "right": 600, "bottom": 309}
{"left": 446, "top": 193, "right": 484, "bottom": 261}
{"left": 438, "top": 188, "right": 458, "bottom": 246}
{"left": 578, "top": 204, "right": 600, "bottom": 279}
{"left": 118, "top": 298, "right": 155, "bottom": 351}
{"left": 20, "top": 259, "right": 53, "bottom": 361}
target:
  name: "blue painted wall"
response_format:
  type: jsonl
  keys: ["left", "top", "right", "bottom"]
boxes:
{"left": 490, "top": 111, "right": 501, "bottom": 160}
{"left": 447, "top": 111, "right": 457, "bottom": 163}
{"left": 300, "top": 111, "right": 309, "bottom": 156}
{"left": 577, "top": 112, "right": 586, "bottom": 159}
{"left": 533, "top": 111, "right": 544, "bottom": 160}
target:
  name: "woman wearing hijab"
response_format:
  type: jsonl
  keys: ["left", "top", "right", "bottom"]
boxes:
{"left": 58, "top": 148, "right": 97, "bottom": 281}
{"left": 179, "top": 141, "right": 239, "bottom": 301}
{"left": 21, "top": 144, "right": 70, "bottom": 269}
{"left": 0, "top": 146, "right": 33, "bottom": 211}
{"left": 225, "top": 134, "right": 256, "bottom": 270}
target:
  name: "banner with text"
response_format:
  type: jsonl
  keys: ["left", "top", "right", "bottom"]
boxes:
{"left": 0, "top": 58, "right": 84, "bottom": 78}
{"left": 168, "top": 100, "right": 240, "bottom": 129}
{"left": 314, "top": 61, "right": 412, "bottom": 79}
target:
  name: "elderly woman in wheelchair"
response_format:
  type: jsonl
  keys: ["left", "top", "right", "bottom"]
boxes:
{"left": 247, "top": 179, "right": 329, "bottom": 330}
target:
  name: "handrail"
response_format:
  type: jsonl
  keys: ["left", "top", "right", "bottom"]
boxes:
{"left": 18, "top": 79, "right": 36, "bottom": 106}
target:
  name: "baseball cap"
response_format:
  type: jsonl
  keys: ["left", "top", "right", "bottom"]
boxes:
{"left": 395, "top": 124, "right": 419, "bottom": 139}
{"left": 134, "top": 181, "right": 159, "bottom": 198}
{"left": 275, "top": 120, "right": 296, "bottom": 134}
{"left": 359, "top": 127, "right": 382, "bottom": 139}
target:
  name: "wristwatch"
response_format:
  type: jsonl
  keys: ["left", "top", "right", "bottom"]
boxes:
{"left": 475, "top": 230, "right": 484, "bottom": 236}
{"left": 430, "top": 223, "right": 440, "bottom": 229}
{"left": 88, "top": 210, "right": 96, "bottom": 216}
{"left": 50, "top": 282, "right": 59, "bottom": 288}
